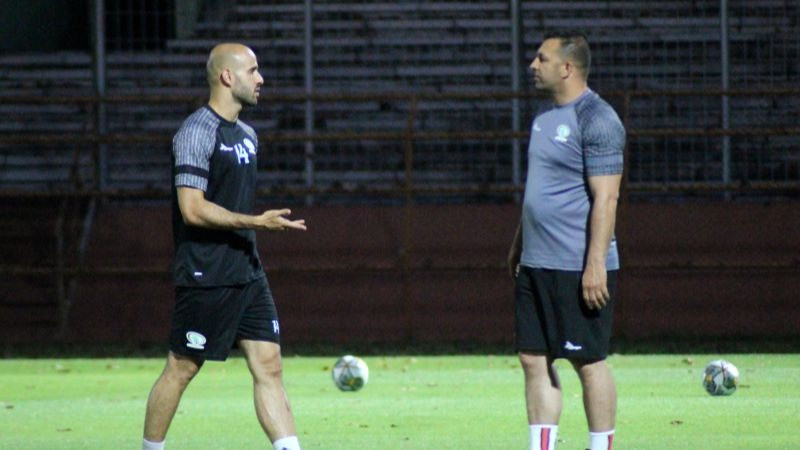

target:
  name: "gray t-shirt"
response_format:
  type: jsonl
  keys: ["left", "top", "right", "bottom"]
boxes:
{"left": 520, "top": 88, "right": 625, "bottom": 271}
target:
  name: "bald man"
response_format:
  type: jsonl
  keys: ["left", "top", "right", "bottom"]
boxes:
{"left": 141, "top": 43, "right": 305, "bottom": 450}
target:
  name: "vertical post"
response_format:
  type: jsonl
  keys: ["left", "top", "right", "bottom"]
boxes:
{"left": 510, "top": 0, "right": 523, "bottom": 202}
{"left": 175, "top": 0, "right": 200, "bottom": 39}
{"left": 55, "top": 199, "right": 67, "bottom": 339}
{"left": 617, "top": 92, "right": 632, "bottom": 339}
{"left": 91, "top": 0, "right": 107, "bottom": 192}
{"left": 401, "top": 95, "right": 418, "bottom": 343}
{"left": 304, "top": 0, "right": 315, "bottom": 205}
{"left": 720, "top": 0, "right": 731, "bottom": 192}
{"left": 404, "top": 96, "right": 417, "bottom": 209}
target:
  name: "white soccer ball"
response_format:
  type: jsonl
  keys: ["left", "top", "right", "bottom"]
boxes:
{"left": 332, "top": 355, "right": 369, "bottom": 392}
{"left": 702, "top": 359, "right": 739, "bottom": 396}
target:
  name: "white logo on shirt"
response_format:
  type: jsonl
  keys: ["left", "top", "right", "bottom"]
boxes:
{"left": 533, "top": 122, "right": 542, "bottom": 132}
{"left": 221, "top": 138, "right": 257, "bottom": 165}
{"left": 242, "top": 138, "right": 256, "bottom": 154}
{"left": 555, "top": 124, "right": 571, "bottom": 142}
{"left": 234, "top": 143, "right": 250, "bottom": 164}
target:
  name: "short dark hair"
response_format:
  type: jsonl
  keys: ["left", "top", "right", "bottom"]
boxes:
{"left": 543, "top": 30, "right": 591, "bottom": 79}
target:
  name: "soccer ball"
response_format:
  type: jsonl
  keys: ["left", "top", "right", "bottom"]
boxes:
{"left": 702, "top": 359, "right": 739, "bottom": 396}
{"left": 332, "top": 355, "right": 369, "bottom": 392}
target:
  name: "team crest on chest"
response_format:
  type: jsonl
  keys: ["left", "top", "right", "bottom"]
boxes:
{"left": 555, "top": 124, "right": 571, "bottom": 143}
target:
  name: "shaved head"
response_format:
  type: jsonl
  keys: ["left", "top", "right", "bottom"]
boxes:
{"left": 205, "top": 43, "right": 263, "bottom": 109}
{"left": 206, "top": 43, "right": 257, "bottom": 86}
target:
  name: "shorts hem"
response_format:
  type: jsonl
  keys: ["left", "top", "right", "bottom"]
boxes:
{"left": 169, "top": 346, "right": 229, "bottom": 362}
{"left": 515, "top": 346, "right": 549, "bottom": 354}
{"left": 514, "top": 347, "right": 608, "bottom": 361}
{"left": 236, "top": 335, "right": 281, "bottom": 345}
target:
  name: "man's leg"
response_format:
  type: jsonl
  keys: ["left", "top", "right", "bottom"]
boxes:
{"left": 143, "top": 351, "right": 204, "bottom": 442}
{"left": 239, "top": 339, "right": 298, "bottom": 444}
{"left": 571, "top": 358, "right": 616, "bottom": 449}
{"left": 520, "top": 351, "right": 562, "bottom": 449}
{"left": 571, "top": 358, "right": 616, "bottom": 430}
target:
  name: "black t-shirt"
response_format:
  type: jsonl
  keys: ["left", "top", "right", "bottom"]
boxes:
{"left": 171, "top": 105, "right": 264, "bottom": 286}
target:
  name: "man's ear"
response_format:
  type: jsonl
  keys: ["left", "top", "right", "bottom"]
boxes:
{"left": 219, "top": 68, "right": 233, "bottom": 87}
{"left": 561, "top": 61, "right": 573, "bottom": 80}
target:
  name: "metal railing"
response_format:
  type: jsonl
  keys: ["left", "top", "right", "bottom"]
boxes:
{"left": 1, "top": 89, "right": 799, "bottom": 197}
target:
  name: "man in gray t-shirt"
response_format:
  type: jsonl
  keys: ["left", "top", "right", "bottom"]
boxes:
{"left": 507, "top": 31, "right": 625, "bottom": 450}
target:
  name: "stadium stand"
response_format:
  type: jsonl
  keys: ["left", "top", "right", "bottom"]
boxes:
{"left": 0, "top": 0, "right": 798, "bottom": 192}
{"left": 0, "top": 0, "right": 797, "bottom": 344}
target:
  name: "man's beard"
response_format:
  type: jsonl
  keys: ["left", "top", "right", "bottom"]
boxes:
{"left": 533, "top": 78, "right": 552, "bottom": 92}
{"left": 233, "top": 84, "right": 257, "bottom": 106}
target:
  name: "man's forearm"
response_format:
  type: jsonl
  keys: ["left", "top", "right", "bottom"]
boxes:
{"left": 183, "top": 199, "right": 255, "bottom": 230}
{"left": 510, "top": 221, "right": 522, "bottom": 256}
{"left": 586, "top": 196, "right": 618, "bottom": 267}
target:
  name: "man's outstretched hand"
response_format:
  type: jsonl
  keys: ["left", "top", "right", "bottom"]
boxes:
{"left": 253, "top": 209, "right": 307, "bottom": 231}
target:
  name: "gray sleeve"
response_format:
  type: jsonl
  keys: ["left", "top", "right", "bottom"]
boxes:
{"left": 577, "top": 99, "right": 625, "bottom": 176}
{"left": 173, "top": 115, "right": 216, "bottom": 191}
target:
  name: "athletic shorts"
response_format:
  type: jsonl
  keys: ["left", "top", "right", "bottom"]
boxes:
{"left": 168, "top": 275, "right": 280, "bottom": 361}
{"left": 514, "top": 267, "right": 617, "bottom": 360}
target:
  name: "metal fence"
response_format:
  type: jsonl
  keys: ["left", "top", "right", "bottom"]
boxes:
{"left": 2, "top": 0, "right": 799, "bottom": 199}
{"left": 1, "top": 90, "right": 798, "bottom": 202}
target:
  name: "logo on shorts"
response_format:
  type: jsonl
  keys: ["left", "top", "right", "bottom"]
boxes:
{"left": 186, "top": 331, "right": 207, "bottom": 350}
{"left": 555, "top": 124, "right": 571, "bottom": 142}
{"left": 272, "top": 320, "right": 280, "bottom": 334}
{"left": 564, "top": 341, "right": 583, "bottom": 351}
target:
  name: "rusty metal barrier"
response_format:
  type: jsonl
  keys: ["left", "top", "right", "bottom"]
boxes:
{"left": 2, "top": 89, "right": 798, "bottom": 196}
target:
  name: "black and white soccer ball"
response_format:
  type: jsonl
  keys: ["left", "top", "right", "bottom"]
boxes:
{"left": 332, "top": 355, "right": 369, "bottom": 392}
{"left": 702, "top": 359, "right": 739, "bottom": 396}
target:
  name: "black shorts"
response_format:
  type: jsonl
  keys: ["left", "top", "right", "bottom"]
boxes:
{"left": 169, "top": 275, "right": 280, "bottom": 361}
{"left": 514, "top": 267, "right": 617, "bottom": 360}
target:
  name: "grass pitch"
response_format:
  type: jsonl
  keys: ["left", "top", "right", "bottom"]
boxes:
{"left": 1, "top": 354, "right": 798, "bottom": 449}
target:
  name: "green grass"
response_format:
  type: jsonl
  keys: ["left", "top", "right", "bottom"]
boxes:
{"left": 1, "top": 354, "right": 799, "bottom": 449}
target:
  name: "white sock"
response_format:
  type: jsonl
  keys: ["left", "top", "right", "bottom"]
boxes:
{"left": 529, "top": 424, "right": 558, "bottom": 450}
{"left": 273, "top": 435, "right": 301, "bottom": 450}
{"left": 142, "top": 438, "right": 165, "bottom": 450}
{"left": 588, "top": 429, "right": 614, "bottom": 450}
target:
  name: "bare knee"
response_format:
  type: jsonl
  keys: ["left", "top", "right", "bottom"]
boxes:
{"left": 571, "top": 358, "right": 609, "bottom": 383}
{"left": 519, "top": 352, "right": 552, "bottom": 378}
{"left": 250, "top": 350, "right": 284, "bottom": 383}
{"left": 163, "top": 353, "right": 203, "bottom": 387}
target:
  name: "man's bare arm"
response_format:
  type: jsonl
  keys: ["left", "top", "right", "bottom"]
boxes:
{"left": 177, "top": 187, "right": 306, "bottom": 231}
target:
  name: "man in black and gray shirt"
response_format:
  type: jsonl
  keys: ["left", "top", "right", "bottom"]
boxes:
{"left": 142, "top": 43, "right": 306, "bottom": 450}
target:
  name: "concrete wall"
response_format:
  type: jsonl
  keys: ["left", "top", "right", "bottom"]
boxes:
{"left": 2, "top": 202, "right": 799, "bottom": 345}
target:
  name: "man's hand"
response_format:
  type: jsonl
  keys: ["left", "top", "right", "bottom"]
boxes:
{"left": 581, "top": 262, "right": 609, "bottom": 310}
{"left": 252, "top": 209, "right": 306, "bottom": 231}
{"left": 507, "top": 251, "right": 520, "bottom": 280}
{"left": 507, "top": 221, "right": 522, "bottom": 280}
